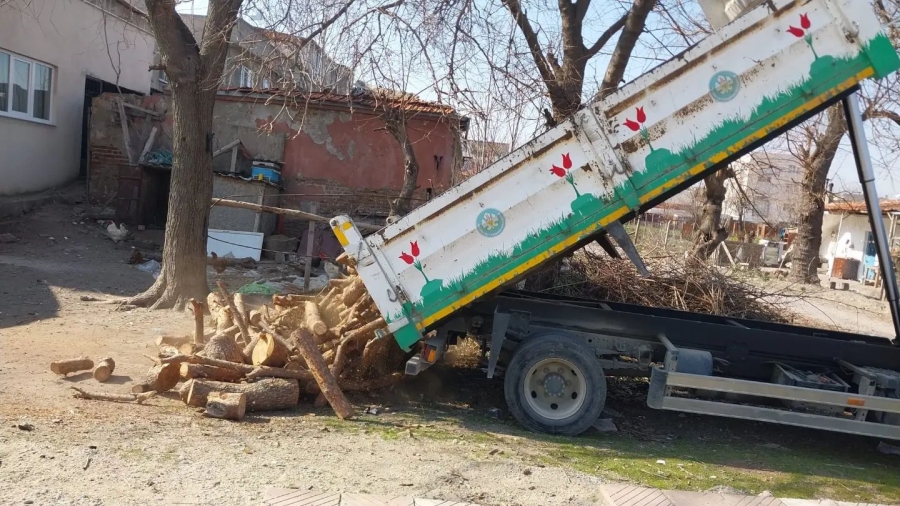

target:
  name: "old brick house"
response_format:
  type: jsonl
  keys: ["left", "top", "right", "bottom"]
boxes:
{"left": 89, "top": 88, "right": 467, "bottom": 248}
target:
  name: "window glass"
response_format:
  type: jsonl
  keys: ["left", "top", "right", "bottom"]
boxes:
{"left": 12, "top": 59, "right": 30, "bottom": 113}
{"left": 0, "top": 52, "right": 8, "bottom": 112}
{"left": 33, "top": 63, "right": 51, "bottom": 120}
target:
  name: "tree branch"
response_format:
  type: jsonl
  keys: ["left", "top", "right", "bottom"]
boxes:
{"left": 502, "top": 0, "right": 557, "bottom": 92}
{"left": 198, "top": 0, "right": 242, "bottom": 89}
{"left": 598, "top": 0, "right": 656, "bottom": 99}
{"left": 144, "top": 0, "right": 202, "bottom": 83}
{"left": 584, "top": 12, "right": 628, "bottom": 58}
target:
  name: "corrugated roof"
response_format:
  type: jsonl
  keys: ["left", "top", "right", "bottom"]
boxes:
{"left": 825, "top": 199, "right": 900, "bottom": 214}
{"left": 217, "top": 87, "right": 462, "bottom": 118}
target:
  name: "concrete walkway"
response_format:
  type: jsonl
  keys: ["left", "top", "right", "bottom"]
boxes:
{"left": 600, "top": 484, "right": 890, "bottom": 506}
{"left": 262, "top": 487, "right": 479, "bottom": 506}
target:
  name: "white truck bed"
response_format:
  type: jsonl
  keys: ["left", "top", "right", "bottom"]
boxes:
{"left": 331, "top": 0, "right": 900, "bottom": 350}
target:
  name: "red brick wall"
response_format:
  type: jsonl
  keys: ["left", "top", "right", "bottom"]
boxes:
{"left": 89, "top": 145, "right": 130, "bottom": 202}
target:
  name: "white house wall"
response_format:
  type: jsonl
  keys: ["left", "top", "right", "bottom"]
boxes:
{"left": 0, "top": 0, "right": 156, "bottom": 195}
{"left": 820, "top": 212, "right": 895, "bottom": 280}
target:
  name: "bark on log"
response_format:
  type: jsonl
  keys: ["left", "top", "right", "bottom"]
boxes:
{"left": 190, "top": 298, "right": 205, "bottom": 345}
{"left": 292, "top": 329, "right": 354, "bottom": 419}
{"left": 207, "top": 291, "right": 232, "bottom": 331}
{"left": 201, "top": 332, "right": 244, "bottom": 363}
{"left": 217, "top": 281, "right": 251, "bottom": 346}
{"left": 272, "top": 294, "right": 315, "bottom": 307}
{"left": 183, "top": 378, "right": 299, "bottom": 411}
{"left": 233, "top": 293, "right": 248, "bottom": 323}
{"left": 251, "top": 333, "right": 289, "bottom": 367}
{"left": 241, "top": 334, "right": 260, "bottom": 361}
{"left": 72, "top": 387, "right": 156, "bottom": 404}
{"left": 132, "top": 362, "right": 180, "bottom": 393}
{"left": 92, "top": 357, "right": 116, "bottom": 382}
{"left": 205, "top": 392, "right": 247, "bottom": 420}
{"left": 342, "top": 278, "right": 366, "bottom": 307}
{"left": 161, "top": 353, "right": 313, "bottom": 383}
{"left": 179, "top": 363, "right": 243, "bottom": 382}
{"left": 50, "top": 357, "right": 94, "bottom": 376}
{"left": 304, "top": 301, "right": 328, "bottom": 337}
{"left": 155, "top": 335, "right": 191, "bottom": 347}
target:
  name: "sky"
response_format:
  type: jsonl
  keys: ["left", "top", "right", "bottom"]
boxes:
{"left": 173, "top": 0, "right": 899, "bottom": 195}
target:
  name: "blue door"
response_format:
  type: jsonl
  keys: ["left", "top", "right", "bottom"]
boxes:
{"left": 864, "top": 231, "right": 878, "bottom": 281}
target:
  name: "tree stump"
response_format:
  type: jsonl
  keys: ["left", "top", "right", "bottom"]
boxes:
{"left": 50, "top": 357, "right": 94, "bottom": 376}
{"left": 205, "top": 392, "right": 246, "bottom": 421}
{"left": 292, "top": 328, "right": 354, "bottom": 419}
{"left": 92, "top": 357, "right": 116, "bottom": 382}
{"left": 182, "top": 378, "right": 299, "bottom": 411}
{"left": 132, "top": 362, "right": 180, "bottom": 393}
{"left": 251, "top": 333, "right": 289, "bottom": 367}
{"left": 179, "top": 363, "right": 243, "bottom": 382}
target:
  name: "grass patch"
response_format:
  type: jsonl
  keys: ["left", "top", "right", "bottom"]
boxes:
{"left": 319, "top": 406, "right": 900, "bottom": 503}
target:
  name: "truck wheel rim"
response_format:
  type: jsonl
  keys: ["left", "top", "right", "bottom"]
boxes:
{"left": 524, "top": 358, "right": 587, "bottom": 420}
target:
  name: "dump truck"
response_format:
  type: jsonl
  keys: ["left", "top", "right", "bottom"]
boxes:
{"left": 331, "top": 0, "right": 900, "bottom": 436}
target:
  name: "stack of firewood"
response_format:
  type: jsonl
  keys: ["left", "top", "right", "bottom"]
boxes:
{"left": 65, "top": 254, "right": 406, "bottom": 420}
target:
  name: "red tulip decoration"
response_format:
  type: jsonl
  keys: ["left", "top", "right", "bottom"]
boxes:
{"left": 399, "top": 240, "right": 430, "bottom": 282}
{"left": 623, "top": 106, "right": 654, "bottom": 150}
{"left": 548, "top": 152, "right": 581, "bottom": 197}
{"left": 787, "top": 13, "right": 818, "bottom": 59}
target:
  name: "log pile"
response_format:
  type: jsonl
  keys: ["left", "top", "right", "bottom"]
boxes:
{"left": 69, "top": 255, "right": 406, "bottom": 420}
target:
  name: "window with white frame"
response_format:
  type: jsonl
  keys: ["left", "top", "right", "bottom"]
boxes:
{"left": 239, "top": 66, "right": 253, "bottom": 88}
{"left": 0, "top": 49, "right": 53, "bottom": 122}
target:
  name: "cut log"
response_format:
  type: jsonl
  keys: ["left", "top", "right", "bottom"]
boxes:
{"left": 161, "top": 353, "right": 313, "bottom": 383}
{"left": 304, "top": 301, "right": 328, "bottom": 337}
{"left": 292, "top": 329, "right": 354, "bottom": 419}
{"left": 184, "top": 378, "right": 299, "bottom": 411}
{"left": 190, "top": 298, "right": 205, "bottom": 345}
{"left": 216, "top": 281, "right": 251, "bottom": 346}
{"left": 233, "top": 293, "right": 248, "bottom": 323}
{"left": 50, "top": 357, "right": 94, "bottom": 376}
{"left": 272, "top": 294, "right": 315, "bottom": 307}
{"left": 92, "top": 357, "right": 116, "bottom": 382}
{"left": 200, "top": 332, "right": 244, "bottom": 363}
{"left": 155, "top": 335, "right": 191, "bottom": 347}
{"left": 341, "top": 278, "right": 366, "bottom": 306}
{"left": 205, "top": 392, "right": 247, "bottom": 421}
{"left": 207, "top": 291, "right": 232, "bottom": 331}
{"left": 132, "top": 362, "right": 180, "bottom": 393}
{"left": 247, "top": 310, "right": 263, "bottom": 327}
{"left": 179, "top": 363, "right": 243, "bottom": 382}
{"left": 241, "top": 334, "right": 260, "bottom": 361}
{"left": 251, "top": 333, "right": 289, "bottom": 367}
{"left": 72, "top": 387, "right": 156, "bottom": 404}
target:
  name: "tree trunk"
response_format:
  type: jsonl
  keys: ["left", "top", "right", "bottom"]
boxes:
{"left": 790, "top": 105, "right": 847, "bottom": 283}
{"left": 379, "top": 104, "right": 421, "bottom": 221}
{"left": 127, "top": 0, "right": 242, "bottom": 310}
{"left": 182, "top": 378, "right": 299, "bottom": 411}
{"left": 691, "top": 167, "right": 733, "bottom": 260}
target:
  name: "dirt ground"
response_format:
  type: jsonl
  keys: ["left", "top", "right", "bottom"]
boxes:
{"left": 2, "top": 203, "right": 899, "bottom": 506}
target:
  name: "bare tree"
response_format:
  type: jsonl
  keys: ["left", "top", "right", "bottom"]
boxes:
{"left": 690, "top": 166, "right": 734, "bottom": 259}
{"left": 128, "top": 0, "right": 364, "bottom": 309}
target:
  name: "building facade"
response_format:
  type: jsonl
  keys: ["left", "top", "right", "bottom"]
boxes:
{"left": 0, "top": 0, "right": 156, "bottom": 196}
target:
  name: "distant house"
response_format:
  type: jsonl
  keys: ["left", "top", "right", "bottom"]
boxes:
{"left": 88, "top": 88, "right": 469, "bottom": 258}
{"left": 173, "top": 15, "right": 351, "bottom": 93}
{"left": 819, "top": 199, "right": 900, "bottom": 281}
{"left": 459, "top": 140, "right": 509, "bottom": 181}
{"left": 723, "top": 151, "right": 805, "bottom": 226}
{"left": 0, "top": 0, "right": 156, "bottom": 198}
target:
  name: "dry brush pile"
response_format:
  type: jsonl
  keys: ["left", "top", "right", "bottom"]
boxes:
{"left": 59, "top": 254, "right": 405, "bottom": 420}
{"left": 532, "top": 251, "right": 794, "bottom": 323}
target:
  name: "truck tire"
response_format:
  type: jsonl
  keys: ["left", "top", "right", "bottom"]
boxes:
{"left": 504, "top": 332, "right": 606, "bottom": 436}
